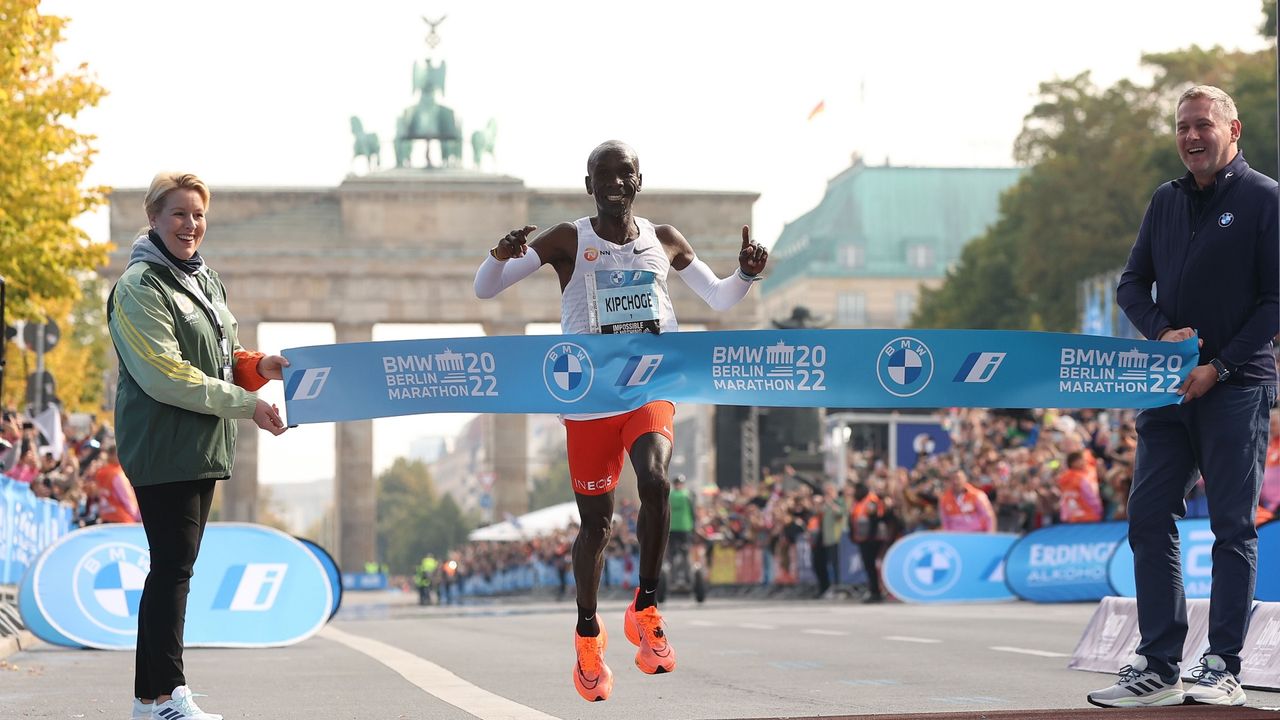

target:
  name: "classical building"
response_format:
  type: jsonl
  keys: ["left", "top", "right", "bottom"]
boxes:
{"left": 103, "top": 169, "right": 759, "bottom": 568}
{"left": 762, "top": 157, "right": 1023, "bottom": 327}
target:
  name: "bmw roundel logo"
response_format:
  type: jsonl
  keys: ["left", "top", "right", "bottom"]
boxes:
{"left": 876, "top": 336, "right": 934, "bottom": 397}
{"left": 902, "top": 540, "right": 963, "bottom": 596}
{"left": 543, "top": 342, "right": 594, "bottom": 403}
{"left": 610, "top": 270, "right": 626, "bottom": 285}
{"left": 1218, "top": 212, "right": 1234, "bottom": 227}
{"left": 73, "top": 541, "right": 151, "bottom": 636}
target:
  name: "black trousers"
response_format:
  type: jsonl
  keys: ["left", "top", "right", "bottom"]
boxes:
{"left": 1129, "top": 384, "right": 1273, "bottom": 678}
{"left": 858, "top": 540, "right": 885, "bottom": 598}
{"left": 133, "top": 479, "right": 215, "bottom": 699}
{"left": 812, "top": 541, "right": 838, "bottom": 594}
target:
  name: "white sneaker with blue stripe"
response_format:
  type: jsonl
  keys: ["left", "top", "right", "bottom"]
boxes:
{"left": 149, "top": 686, "right": 222, "bottom": 720}
{"left": 1185, "top": 654, "right": 1246, "bottom": 706}
{"left": 1086, "top": 656, "right": 1185, "bottom": 708}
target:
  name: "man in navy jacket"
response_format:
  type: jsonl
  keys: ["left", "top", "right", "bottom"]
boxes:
{"left": 1089, "top": 85, "right": 1278, "bottom": 709}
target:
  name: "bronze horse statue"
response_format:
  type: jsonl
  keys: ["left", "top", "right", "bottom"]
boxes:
{"left": 350, "top": 116, "right": 380, "bottom": 171}
{"left": 394, "top": 58, "right": 463, "bottom": 168}
{"left": 471, "top": 118, "right": 497, "bottom": 169}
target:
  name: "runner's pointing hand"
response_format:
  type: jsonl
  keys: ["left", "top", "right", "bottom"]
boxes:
{"left": 493, "top": 225, "right": 538, "bottom": 261}
{"left": 739, "top": 225, "right": 768, "bottom": 277}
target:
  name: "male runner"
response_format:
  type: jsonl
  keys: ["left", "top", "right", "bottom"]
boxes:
{"left": 474, "top": 140, "right": 768, "bottom": 701}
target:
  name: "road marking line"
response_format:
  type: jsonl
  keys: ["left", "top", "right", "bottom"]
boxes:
{"left": 802, "top": 629, "right": 848, "bottom": 636}
{"left": 989, "top": 645, "right": 1070, "bottom": 658}
{"left": 738, "top": 623, "right": 777, "bottom": 630}
{"left": 688, "top": 620, "right": 719, "bottom": 627}
{"left": 321, "top": 626, "right": 560, "bottom": 720}
{"left": 884, "top": 635, "right": 942, "bottom": 644}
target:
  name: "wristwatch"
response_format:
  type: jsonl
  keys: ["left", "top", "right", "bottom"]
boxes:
{"left": 1209, "top": 358, "right": 1231, "bottom": 383}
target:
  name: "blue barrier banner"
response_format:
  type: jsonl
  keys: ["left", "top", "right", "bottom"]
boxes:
{"left": 1004, "top": 521, "right": 1128, "bottom": 602}
{"left": 296, "top": 537, "right": 343, "bottom": 619}
{"left": 19, "top": 523, "right": 333, "bottom": 649}
{"left": 882, "top": 532, "right": 1018, "bottom": 603}
{"left": 0, "top": 475, "right": 75, "bottom": 585}
{"left": 1108, "top": 518, "right": 1214, "bottom": 599}
{"left": 342, "top": 572, "right": 388, "bottom": 591}
{"left": 836, "top": 533, "right": 869, "bottom": 586}
{"left": 281, "top": 330, "right": 1198, "bottom": 424}
{"left": 1257, "top": 520, "right": 1280, "bottom": 602}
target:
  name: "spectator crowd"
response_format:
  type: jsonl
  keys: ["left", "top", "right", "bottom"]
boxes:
{"left": 438, "top": 406, "right": 1280, "bottom": 599}
{"left": 0, "top": 404, "right": 140, "bottom": 526}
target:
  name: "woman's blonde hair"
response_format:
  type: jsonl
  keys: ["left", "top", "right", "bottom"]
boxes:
{"left": 143, "top": 172, "right": 211, "bottom": 221}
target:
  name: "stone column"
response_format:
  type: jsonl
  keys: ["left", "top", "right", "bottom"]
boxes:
{"left": 334, "top": 321, "right": 375, "bottom": 571}
{"left": 482, "top": 321, "right": 529, "bottom": 519}
{"left": 226, "top": 319, "right": 259, "bottom": 522}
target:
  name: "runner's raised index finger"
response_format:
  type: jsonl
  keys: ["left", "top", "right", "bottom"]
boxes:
{"left": 741, "top": 225, "right": 752, "bottom": 249}
{"left": 517, "top": 225, "right": 538, "bottom": 239}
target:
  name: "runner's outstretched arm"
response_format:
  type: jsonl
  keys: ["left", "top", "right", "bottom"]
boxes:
{"left": 670, "top": 225, "right": 768, "bottom": 311}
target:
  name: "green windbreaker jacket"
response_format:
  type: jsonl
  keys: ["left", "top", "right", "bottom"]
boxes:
{"left": 107, "top": 236, "right": 257, "bottom": 487}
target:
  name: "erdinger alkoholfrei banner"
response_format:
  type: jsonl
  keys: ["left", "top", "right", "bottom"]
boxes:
{"left": 19, "top": 523, "right": 334, "bottom": 649}
{"left": 881, "top": 532, "right": 1018, "bottom": 603}
{"left": 281, "top": 330, "right": 1198, "bottom": 424}
{"left": 1003, "top": 521, "right": 1129, "bottom": 603}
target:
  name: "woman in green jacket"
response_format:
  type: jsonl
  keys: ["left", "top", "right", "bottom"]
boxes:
{"left": 108, "top": 172, "right": 289, "bottom": 720}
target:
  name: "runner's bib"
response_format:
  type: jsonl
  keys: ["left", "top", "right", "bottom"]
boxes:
{"left": 587, "top": 269, "right": 662, "bottom": 334}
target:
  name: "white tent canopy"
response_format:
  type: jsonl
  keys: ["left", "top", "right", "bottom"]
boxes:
{"left": 468, "top": 501, "right": 582, "bottom": 542}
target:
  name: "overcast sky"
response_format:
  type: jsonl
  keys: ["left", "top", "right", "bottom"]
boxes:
{"left": 44, "top": 0, "right": 1273, "bottom": 483}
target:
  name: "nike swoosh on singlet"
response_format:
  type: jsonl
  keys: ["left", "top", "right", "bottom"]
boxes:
{"left": 632, "top": 247, "right": 647, "bottom": 254}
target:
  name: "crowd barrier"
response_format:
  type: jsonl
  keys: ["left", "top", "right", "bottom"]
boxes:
{"left": 0, "top": 475, "right": 76, "bottom": 585}
{"left": 19, "top": 523, "right": 335, "bottom": 649}
{"left": 457, "top": 535, "right": 879, "bottom": 599}
{"left": 1070, "top": 596, "right": 1280, "bottom": 691}
{"left": 455, "top": 519, "right": 1280, "bottom": 604}
{"left": 342, "top": 572, "right": 388, "bottom": 591}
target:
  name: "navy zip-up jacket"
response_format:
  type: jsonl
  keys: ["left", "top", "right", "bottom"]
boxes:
{"left": 1117, "top": 152, "right": 1278, "bottom": 386}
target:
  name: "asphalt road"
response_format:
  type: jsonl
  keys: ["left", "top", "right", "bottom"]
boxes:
{"left": 4, "top": 593, "right": 1280, "bottom": 719}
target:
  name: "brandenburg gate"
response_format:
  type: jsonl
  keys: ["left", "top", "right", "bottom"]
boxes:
{"left": 104, "top": 170, "right": 760, "bottom": 568}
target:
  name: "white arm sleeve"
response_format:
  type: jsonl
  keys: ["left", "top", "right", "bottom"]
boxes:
{"left": 676, "top": 256, "right": 755, "bottom": 311}
{"left": 474, "top": 252, "right": 543, "bottom": 298}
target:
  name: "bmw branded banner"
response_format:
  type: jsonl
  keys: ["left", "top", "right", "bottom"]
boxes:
{"left": 19, "top": 523, "right": 333, "bottom": 649}
{"left": 1004, "top": 521, "right": 1128, "bottom": 602}
{"left": 1256, "top": 520, "right": 1280, "bottom": 602}
{"left": 296, "top": 537, "right": 343, "bottom": 620}
{"left": 281, "top": 330, "right": 1198, "bottom": 424}
{"left": 881, "top": 532, "right": 1018, "bottom": 603}
{"left": 1107, "top": 518, "right": 1214, "bottom": 599}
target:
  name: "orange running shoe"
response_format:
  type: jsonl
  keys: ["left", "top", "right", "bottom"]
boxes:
{"left": 624, "top": 589, "right": 677, "bottom": 674}
{"left": 573, "top": 624, "right": 613, "bottom": 702}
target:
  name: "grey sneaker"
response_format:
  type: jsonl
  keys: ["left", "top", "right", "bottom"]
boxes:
{"left": 150, "top": 686, "right": 222, "bottom": 720}
{"left": 1086, "top": 657, "right": 1185, "bottom": 708}
{"left": 1185, "top": 654, "right": 1246, "bottom": 706}
{"left": 131, "top": 698, "right": 153, "bottom": 720}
